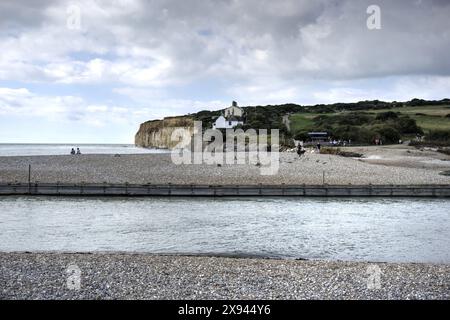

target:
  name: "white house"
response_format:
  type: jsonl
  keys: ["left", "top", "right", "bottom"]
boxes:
{"left": 212, "top": 101, "right": 245, "bottom": 129}
{"left": 224, "top": 101, "right": 244, "bottom": 118}
{"left": 213, "top": 115, "right": 244, "bottom": 129}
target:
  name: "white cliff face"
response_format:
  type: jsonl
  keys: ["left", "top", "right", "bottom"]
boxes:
{"left": 135, "top": 117, "right": 194, "bottom": 149}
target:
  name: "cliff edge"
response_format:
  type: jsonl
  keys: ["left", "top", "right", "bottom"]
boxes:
{"left": 135, "top": 116, "right": 194, "bottom": 149}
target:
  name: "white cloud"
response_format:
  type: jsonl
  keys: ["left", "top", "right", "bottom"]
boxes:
{"left": 0, "top": 87, "right": 146, "bottom": 127}
{"left": 0, "top": 87, "right": 227, "bottom": 130}
{"left": 37, "top": 57, "right": 173, "bottom": 86}
{"left": 310, "top": 76, "right": 450, "bottom": 104}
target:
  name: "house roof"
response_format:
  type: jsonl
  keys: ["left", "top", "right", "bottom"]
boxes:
{"left": 225, "top": 104, "right": 243, "bottom": 111}
{"left": 308, "top": 132, "right": 328, "bottom": 136}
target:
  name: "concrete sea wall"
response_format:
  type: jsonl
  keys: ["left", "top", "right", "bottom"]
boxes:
{"left": 1, "top": 183, "right": 449, "bottom": 197}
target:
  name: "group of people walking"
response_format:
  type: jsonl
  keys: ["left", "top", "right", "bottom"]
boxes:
{"left": 70, "top": 148, "right": 82, "bottom": 155}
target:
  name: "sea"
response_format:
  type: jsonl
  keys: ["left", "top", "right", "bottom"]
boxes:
{"left": 0, "top": 144, "right": 169, "bottom": 156}
{"left": 0, "top": 196, "right": 449, "bottom": 263}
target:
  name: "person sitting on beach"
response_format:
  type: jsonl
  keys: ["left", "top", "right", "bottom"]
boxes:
{"left": 70, "top": 148, "right": 76, "bottom": 155}
{"left": 76, "top": 148, "right": 81, "bottom": 155}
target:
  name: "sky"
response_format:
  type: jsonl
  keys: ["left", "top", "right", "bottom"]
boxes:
{"left": 0, "top": 0, "right": 449, "bottom": 143}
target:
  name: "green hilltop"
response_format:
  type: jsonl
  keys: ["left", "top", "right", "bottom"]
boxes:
{"left": 191, "top": 98, "right": 450, "bottom": 146}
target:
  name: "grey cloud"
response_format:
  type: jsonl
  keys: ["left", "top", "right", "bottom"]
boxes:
{"left": 112, "top": 0, "right": 450, "bottom": 80}
{"left": 0, "top": 0, "right": 57, "bottom": 33}
{"left": 1, "top": 0, "right": 450, "bottom": 84}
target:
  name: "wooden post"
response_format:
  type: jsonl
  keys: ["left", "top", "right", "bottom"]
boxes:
{"left": 28, "top": 164, "right": 31, "bottom": 194}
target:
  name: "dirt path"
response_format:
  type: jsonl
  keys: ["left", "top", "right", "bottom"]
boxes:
{"left": 282, "top": 114, "right": 291, "bottom": 132}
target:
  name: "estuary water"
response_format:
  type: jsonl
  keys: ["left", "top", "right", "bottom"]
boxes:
{"left": 0, "top": 196, "right": 449, "bottom": 263}
{"left": 0, "top": 144, "right": 168, "bottom": 156}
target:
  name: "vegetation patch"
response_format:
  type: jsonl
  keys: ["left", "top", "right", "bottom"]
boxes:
{"left": 186, "top": 99, "right": 450, "bottom": 147}
{"left": 417, "top": 130, "right": 450, "bottom": 147}
{"left": 296, "top": 111, "right": 422, "bottom": 144}
{"left": 439, "top": 170, "right": 450, "bottom": 176}
{"left": 320, "top": 147, "right": 363, "bottom": 158}
{"left": 437, "top": 148, "right": 450, "bottom": 156}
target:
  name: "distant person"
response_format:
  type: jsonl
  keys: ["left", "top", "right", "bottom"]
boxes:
{"left": 76, "top": 148, "right": 81, "bottom": 155}
{"left": 316, "top": 142, "right": 321, "bottom": 153}
{"left": 70, "top": 148, "right": 75, "bottom": 155}
{"left": 297, "top": 143, "right": 305, "bottom": 157}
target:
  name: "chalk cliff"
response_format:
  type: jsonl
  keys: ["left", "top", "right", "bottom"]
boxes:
{"left": 135, "top": 116, "right": 194, "bottom": 149}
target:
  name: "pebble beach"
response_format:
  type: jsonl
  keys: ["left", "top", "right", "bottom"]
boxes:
{"left": 0, "top": 148, "right": 449, "bottom": 185}
{"left": 1, "top": 252, "right": 449, "bottom": 300}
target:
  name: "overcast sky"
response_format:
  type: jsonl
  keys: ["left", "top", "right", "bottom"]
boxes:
{"left": 1, "top": 0, "right": 449, "bottom": 143}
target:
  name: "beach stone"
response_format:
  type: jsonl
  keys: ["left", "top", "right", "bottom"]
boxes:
{"left": 0, "top": 252, "right": 448, "bottom": 300}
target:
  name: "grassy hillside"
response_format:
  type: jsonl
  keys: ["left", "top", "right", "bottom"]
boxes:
{"left": 291, "top": 105, "right": 450, "bottom": 131}
{"left": 289, "top": 105, "right": 450, "bottom": 144}
{"left": 367, "top": 105, "right": 450, "bottom": 131}
{"left": 186, "top": 99, "right": 450, "bottom": 146}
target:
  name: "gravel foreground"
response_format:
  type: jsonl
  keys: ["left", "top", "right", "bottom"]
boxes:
{"left": 1, "top": 252, "right": 449, "bottom": 300}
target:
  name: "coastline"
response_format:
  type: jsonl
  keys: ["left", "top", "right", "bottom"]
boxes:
{"left": 1, "top": 252, "right": 449, "bottom": 300}
{"left": 1, "top": 145, "right": 449, "bottom": 300}
{"left": 1, "top": 147, "right": 449, "bottom": 186}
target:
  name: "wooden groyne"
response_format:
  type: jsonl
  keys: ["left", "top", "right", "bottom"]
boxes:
{"left": 1, "top": 182, "right": 450, "bottom": 197}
